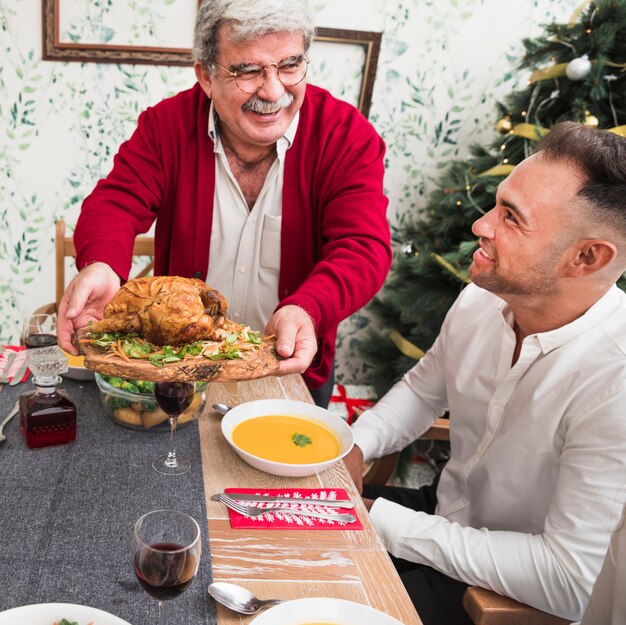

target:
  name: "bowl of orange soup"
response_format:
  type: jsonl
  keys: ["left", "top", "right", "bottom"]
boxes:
{"left": 61, "top": 348, "right": 95, "bottom": 381}
{"left": 249, "top": 598, "right": 404, "bottom": 625}
{"left": 221, "top": 399, "right": 354, "bottom": 477}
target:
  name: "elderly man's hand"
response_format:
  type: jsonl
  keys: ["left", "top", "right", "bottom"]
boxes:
{"left": 57, "top": 262, "right": 121, "bottom": 354}
{"left": 266, "top": 305, "right": 317, "bottom": 376}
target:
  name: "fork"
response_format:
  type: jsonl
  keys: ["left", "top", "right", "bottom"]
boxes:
{"left": 218, "top": 493, "right": 356, "bottom": 523}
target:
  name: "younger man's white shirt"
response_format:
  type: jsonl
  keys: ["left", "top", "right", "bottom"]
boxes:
{"left": 353, "top": 283, "right": 626, "bottom": 621}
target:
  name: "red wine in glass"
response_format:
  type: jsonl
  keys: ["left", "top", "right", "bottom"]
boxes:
{"left": 154, "top": 382, "right": 194, "bottom": 415}
{"left": 24, "top": 333, "right": 57, "bottom": 348}
{"left": 134, "top": 542, "right": 197, "bottom": 601}
{"left": 22, "top": 313, "right": 57, "bottom": 349}
{"left": 132, "top": 510, "right": 201, "bottom": 625}
{"left": 152, "top": 381, "right": 195, "bottom": 475}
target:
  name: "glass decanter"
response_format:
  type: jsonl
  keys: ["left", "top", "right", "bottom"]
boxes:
{"left": 19, "top": 345, "right": 76, "bottom": 449}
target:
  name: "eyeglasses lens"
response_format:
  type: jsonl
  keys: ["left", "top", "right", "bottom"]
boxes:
{"left": 235, "top": 59, "right": 308, "bottom": 93}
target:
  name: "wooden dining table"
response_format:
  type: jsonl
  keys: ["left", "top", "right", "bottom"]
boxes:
{"left": 0, "top": 368, "right": 421, "bottom": 624}
{"left": 200, "top": 373, "right": 422, "bottom": 625}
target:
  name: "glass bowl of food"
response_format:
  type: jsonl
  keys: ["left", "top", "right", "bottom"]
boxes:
{"left": 95, "top": 373, "right": 207, "bottom": 431}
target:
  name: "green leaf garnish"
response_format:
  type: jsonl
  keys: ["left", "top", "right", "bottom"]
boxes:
{"left": 292, "top": 433, "right": 313, "bottom": 447}
{"left": 247, "top": 330, "right": 262, "bottom": 345}
{"left": 90, "top": 331, "right": 243, "bottom": 365}
{"left": 209, "top": 346, "right": 242, "bottom": 360}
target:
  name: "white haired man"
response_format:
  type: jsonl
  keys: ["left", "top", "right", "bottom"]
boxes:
{"left": 58, "top": 0, "right": 391, "bottom": 407}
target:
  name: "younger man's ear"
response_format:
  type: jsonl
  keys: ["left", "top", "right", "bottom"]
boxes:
{"left": 566, "top": 239, "right": 617, "bottom": 276}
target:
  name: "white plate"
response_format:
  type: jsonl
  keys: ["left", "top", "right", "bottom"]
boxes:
{"left": 60, "top": 350, "right": 95, "bottom": 381}
{"left": 62, "top": 366, "right": 96, "bottom": 381}
{"left": 250, "top": 597, "right": 404, "bottom": 625}
{"left": 0, "top": 603, "right": 131, "bottom": 625}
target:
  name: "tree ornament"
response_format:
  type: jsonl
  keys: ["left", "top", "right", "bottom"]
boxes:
{"left": 401, "top": 242, "right": 417, "bottom": 257}
{"left": 495, "top": 116, "right": 513, "bottom": 134}
{"left": 584, "top": 112, "right": 599, "bottom": 127}
{"left": 565, "top": 55, "right": 592, "bottom": 80}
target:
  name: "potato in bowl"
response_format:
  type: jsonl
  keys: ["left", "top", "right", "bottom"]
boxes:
{"left": 220, "top": 399, "right": 354, "bottom": 477}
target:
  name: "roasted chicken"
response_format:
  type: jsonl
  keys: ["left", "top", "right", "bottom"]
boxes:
{"left": 88, "top": 276, "right": 228, "bottom": 345}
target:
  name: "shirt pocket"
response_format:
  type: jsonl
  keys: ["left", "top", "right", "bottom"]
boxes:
{"left": 260, "top": 214, "right": 282, "bottom": 272}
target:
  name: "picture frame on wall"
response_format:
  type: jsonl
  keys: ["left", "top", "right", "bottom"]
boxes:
{"left": 41, "top": 0, "right": 382, "bottom": 117}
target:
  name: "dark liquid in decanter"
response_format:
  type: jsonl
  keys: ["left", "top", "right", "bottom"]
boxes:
{"left": 19, "top": 387, "right": 76, "bottom": 449}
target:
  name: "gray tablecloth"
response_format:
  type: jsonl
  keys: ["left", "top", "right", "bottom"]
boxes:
{"left": 0, "top": 377, "right": 215, "bottom": 625}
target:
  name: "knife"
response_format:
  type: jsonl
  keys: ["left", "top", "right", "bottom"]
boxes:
{"left": 9, "top": 360, "right": 29, "bottom": 386}
{"left": 212, "top": 493, "right": 354, "bottom": 508}
{"left": 0, "top": 351, "right": 16, "bottom": 384}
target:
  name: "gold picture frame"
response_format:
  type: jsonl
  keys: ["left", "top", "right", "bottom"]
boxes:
{"left": 41, "top": 0, "right": 381, "bottom": 116}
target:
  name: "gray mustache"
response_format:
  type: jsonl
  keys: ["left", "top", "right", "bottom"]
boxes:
{"left": 242, "top": 92, "right": 294, "bottom": 114}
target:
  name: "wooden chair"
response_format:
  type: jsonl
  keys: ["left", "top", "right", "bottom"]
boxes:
{"left": 363, "top": 417, "right": 572, "bottom": 625}
{"left": 39, "top": 219, "right": 155, "bottom": 314}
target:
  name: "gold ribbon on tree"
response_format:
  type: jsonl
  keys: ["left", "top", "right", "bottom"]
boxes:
{"left": 390, "top": 329, "right": 425, "bottom": 360}
{"left": 432, "top": 253, "right": 471, "bottom": 284}
{"left": 481, "top": 123, "right": 626, "bottom": 176}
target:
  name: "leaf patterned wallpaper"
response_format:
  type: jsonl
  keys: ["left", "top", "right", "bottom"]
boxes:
{"left": 0, "top": 0, "right": 575, "bottom": 382}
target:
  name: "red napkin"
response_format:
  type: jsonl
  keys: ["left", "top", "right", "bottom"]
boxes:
{"left": 225, "top": 488, "right": 363, "bottom": 530}
{"left": 0, "top": 346, "right": 29, "bottom": 384}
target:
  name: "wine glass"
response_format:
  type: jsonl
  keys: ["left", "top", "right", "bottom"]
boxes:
{"left": 132, "top": 509, "right": 201, "bottom": 625}
{"left": 22, "top": 313, "right": 57, "bottom": 349}
{"left": 152, "top": 381, "right": 195, "bottom": 475}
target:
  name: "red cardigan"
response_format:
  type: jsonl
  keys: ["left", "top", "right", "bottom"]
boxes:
{"left": 75, "top": 83, "right": 391, "bottom": 389}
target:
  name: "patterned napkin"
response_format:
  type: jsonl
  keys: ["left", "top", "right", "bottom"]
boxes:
{"left": 225, "top": 488, "right": 363, "bottom": 530}
{"left": 0, "top": 347, "right": 29, "bottom": 384}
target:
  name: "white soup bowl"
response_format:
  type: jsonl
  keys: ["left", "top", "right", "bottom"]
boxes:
{"left": 220, "top": 399, "right": 353, "bottom": 477}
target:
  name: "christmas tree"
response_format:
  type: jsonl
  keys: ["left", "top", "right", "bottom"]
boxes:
{"left": 359, "top": 0, "right": 626, "bottom": 398}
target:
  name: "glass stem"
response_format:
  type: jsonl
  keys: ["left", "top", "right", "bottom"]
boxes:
{"left": 158, "top": 599, "right": 167, "bottom": 625}
{"left": 165, "top": 416, "right": 178, "bottom": 468}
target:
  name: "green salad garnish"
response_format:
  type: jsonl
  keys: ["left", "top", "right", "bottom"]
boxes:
{"left": 90, "top": 328, "right": 261, "bottom": 367}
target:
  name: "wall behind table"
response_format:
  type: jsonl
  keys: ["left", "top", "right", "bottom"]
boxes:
{"left": 0, "top": 0, "right": 575, "bottom": 382}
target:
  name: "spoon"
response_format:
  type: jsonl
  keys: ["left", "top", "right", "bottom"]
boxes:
{"left": 212, "top": 403, "right": 231, "bottom": 415}
{"left": 208, "top": 581, "right": 285, "bottom": 614}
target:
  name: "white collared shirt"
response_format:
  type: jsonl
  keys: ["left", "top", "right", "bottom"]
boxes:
{"left": 353, "top": 283, "right": 626, "bottom": 620}
{"left": 206, "top": 102, "right": 299, "bottom": 332}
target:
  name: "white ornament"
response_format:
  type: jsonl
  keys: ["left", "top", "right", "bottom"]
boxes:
{"left": 401, "top": 242, "right": 416, "bottom": 257}
{"left": 565, "top": 55, "right": 592, "bottom": 81}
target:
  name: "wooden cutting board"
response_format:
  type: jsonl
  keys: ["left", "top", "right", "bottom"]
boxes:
{"left": 72, "top": 327, "right": 281, "bottom": 382}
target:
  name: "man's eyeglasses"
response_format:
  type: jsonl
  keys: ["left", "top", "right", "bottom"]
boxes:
{"left": 216, "top": 55, "right": 309, "bottom": 94}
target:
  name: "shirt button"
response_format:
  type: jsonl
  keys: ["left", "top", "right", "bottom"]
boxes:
{"left": 234, "top": 311, "right": 240, "bottom": 318}
{"left": 239, "top": 266, "right": 246, "bottom": 274}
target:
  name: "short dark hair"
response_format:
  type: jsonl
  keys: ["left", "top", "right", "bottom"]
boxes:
{"left": 538, "top": 121, "right": 626, "bottom": 237}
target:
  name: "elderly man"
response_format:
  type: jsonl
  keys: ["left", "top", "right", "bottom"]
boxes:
{"left": 345, "top": 122, "right": 626, "bottom": 624}
{"left": 57, "top": 0, "right": 391, "bottom": 407}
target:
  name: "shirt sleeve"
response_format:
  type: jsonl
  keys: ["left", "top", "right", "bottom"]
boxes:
{"left": 351, "top": 289, "right": 455, "bottom": 461}
{"left": 579, "top": 503, "right": 626, "bottom": 625}
{"left": 368, "top": 386, "right": 626, "bottom": 621}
